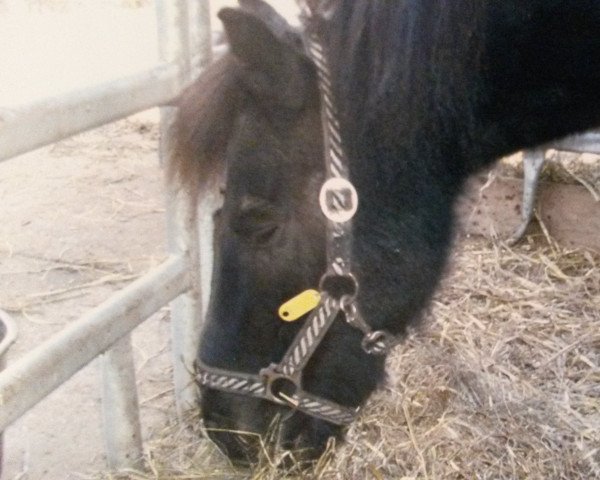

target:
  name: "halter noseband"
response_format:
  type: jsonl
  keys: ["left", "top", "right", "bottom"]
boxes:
{"left": 195, "top": 4, "right": 397, "bottom": 427}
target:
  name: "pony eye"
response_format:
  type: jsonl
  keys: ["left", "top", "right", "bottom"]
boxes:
{"left": 232, "top": 196, "right": 280, "bottom": 244}
{"left": 245, "top": 222, "right": 278, "bottom": 244}
{"left": 235, "top": 209, "right": 279, "bottom": 243}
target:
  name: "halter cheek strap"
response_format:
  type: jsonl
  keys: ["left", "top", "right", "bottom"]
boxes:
{"left": 195, "top": 4, "right": 397, "bottom": 426}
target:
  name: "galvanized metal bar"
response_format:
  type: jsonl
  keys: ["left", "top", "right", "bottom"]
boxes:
{"left": 154, "top": 0, "right": 191, "bottom": 85}
{"left": 0, "top": 1, "right": 213, "bottom": 472}
{"left": 95, "top": 1, "right": 195, "bottom": 469}
{"left": 165, "top": 199, "right": 203, "bottom": 418}
{"left": 188, "top": 0, "right": 213, "bottom": 78}
{"left": 157, "top": 0, "right": 212, "bottom": 418}
{"left": 509, "top": 148, "right": 546, "bottom": 244}
{"left": 0, "top": 256, "right": 190, "bottom": 432}
{"left": 0, "top": 309, "right": 17, "bottom": 477}
{"left": 158, "top": 0, "right": 194, "bottom": 420}
{"left": 0, "top": 63, "right": 180, "bottom": 162}
{"left": 100, "top": 336, "right": 144, "bottom": 470}
{"left": 164, "top": 146, "right": 204, "bottom": 417}
{"left": 189, "top": 0, "right": 217, "bottom": 319}
{"left": 551, "top": 131, "right": 600, "bottom": 154}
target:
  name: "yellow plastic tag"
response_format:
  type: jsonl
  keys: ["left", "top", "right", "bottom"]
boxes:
{"left": 278, "top": 289, "right": 321, "bottom": 322}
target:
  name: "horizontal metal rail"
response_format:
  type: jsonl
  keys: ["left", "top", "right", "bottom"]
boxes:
{"left": 0, "top": 255, "right": 190, "bottom": 432}
{"left": 0, "top": 62, "right": 180, "bottom": 162}
{"left": 550, "top": 132, "right": 600, "bottom": 154}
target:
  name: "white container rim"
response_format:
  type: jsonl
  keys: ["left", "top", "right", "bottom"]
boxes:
{"left": 0, "top": 309, "right": 17, "bottom": 358}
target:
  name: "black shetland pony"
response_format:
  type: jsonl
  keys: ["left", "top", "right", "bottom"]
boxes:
{"left": 173, "top": 0, "right": 600, "bottom": 465}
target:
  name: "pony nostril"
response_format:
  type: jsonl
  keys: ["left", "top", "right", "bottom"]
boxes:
{"left": 201, "top": 407, "right": 262, "bottom": 465}
{"left": 202, "top": 416, "right": 219, "bottom": 431}
{"left": 202, "top": 409, "right": 234, "bottom": 432}
{"left": 205, "top": 428, "right": 261, "bottom": 466}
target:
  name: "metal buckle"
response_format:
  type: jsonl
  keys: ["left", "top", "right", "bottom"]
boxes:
{"left": 259, "top": 364, "right": 301, "bottom": 408}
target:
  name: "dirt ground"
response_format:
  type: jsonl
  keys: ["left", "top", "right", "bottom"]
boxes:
{"left": 0, "top": 112, "right": 175, "bottom": 479}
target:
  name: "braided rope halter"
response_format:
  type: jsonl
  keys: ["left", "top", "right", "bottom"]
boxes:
{"left": 195, "top": 2, "right": 396, "bottom": 427}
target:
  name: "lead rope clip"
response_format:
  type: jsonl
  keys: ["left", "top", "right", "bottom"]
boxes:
{"left": 340, "top": 295, "right": 395, "bottom": 355}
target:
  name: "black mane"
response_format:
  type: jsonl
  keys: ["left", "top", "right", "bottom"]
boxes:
{"left": 317, "top": 0, "right": 600, "bottom": 334}
{"left": 327, "top": 1, "right": 484, "bottom": 166}
{"left": 326, "top": 0, "right": 600, "bottom": 172}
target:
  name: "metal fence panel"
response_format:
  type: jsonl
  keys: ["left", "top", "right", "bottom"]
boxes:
{"left": 0, "top": 1, "right": 210, "bottom": 472}
{"left": 0, "top": 255, "right": 189, "bottom": 432}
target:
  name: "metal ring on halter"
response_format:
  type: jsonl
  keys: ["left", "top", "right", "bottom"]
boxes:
{"left": 318, "top": 271, "right": 358, "bottom": 300}
{"left": 259, "top": 363, "right": 302, "bottom": 408}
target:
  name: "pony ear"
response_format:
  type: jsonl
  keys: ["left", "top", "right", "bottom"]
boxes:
{"left": 218, "top": 4, "right": 311, "bottom": 109}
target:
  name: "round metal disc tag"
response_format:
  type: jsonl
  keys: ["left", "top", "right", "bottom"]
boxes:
{"left": 319, "top": 178, "right": 358, "bottom": 223}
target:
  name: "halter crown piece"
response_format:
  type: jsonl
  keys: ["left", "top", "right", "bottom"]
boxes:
{"left": 195, "top": 3, "right": 396, "bottom": 426}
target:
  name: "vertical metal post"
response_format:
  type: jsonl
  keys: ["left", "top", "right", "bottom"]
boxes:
{"left": 508, "top": 148, "right": 546, "bottom": 244}
{"left": 165, "top": 163, "right": 203, "bottom": 418}
{"left": 188, "top": 0, "right": 216, "bottom": 319}
{"left": 155, "top": 0, "right": 192, "bottom": 85}
{"left": 100, "top": 337, "right": 144, "bottom": 470}
{"left": 188, "top": 0, "right": 213, "bottom": 79}
{"left": 156, "top": 0, "right": 212, "bottom": 418}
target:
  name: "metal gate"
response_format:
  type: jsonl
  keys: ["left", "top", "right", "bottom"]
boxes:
{"left": 0, "top": 0, "right": 212, "bottom": 470}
